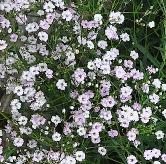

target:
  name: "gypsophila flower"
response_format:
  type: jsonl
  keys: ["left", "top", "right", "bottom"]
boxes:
{"left": 148, "top": 21, "right": 155, "bottom": 28}
{"left": 98, "top": 147, "right": 107, "bottom": 156}
{"left": 14, "top": 86, "right": 23, "bottom": 96}
{"left": 149, "top": 93, "right": 160, "bottom": 104}
{"left": 77, "top": 127, "right": 86, "bottom": 136}
{"left": 161, "top": 154, "right": 166, "bottom": 162}
{"left": 52, "top": 132, "right": 61, "bottom": 141}
{"left": 153, "top": 161, "right": 161, "bottom": 164}
{"left": 0, "top": 40, "right": 7, "bottom": 50}
{"left": 0, "top": 2, "right": 165, "bottom": 164}
{"left": 18, "top": 116, "right": 28, "bottom": 125}
{"left": 75, "top": 151, "right": 85, "bottom": 162}
{"left": 162, "top": 84, "right": 166, "bottom": 91}
{"left": 56, "top": 79, "right": 67, "bottom": 90}
{"left": 105, "top": 25, "right": 119, "bottom": 40}
{"left": 130, "top": 50, "right": 139, "bottom": 60}
{"left": 127, "top": 155, "right": 138, "bottom": 164}
{"left": 97, "top": 40, "right": 108, "bottom": 49}
{"left": 109, "top": 11, "right": 124, "bottom": 24}
{"left": 38, "top": 31, "right": 48, "bottom": 42}
{"left": 162, "top": 109, "right": 166, "bottom": 118}
{"left": 25, "top": 22, "right": 39, "bottom": 33}
{"left": 13, "top": 137, "right": 24, "bottom": 147}
{"left": 155, "top": 130, "right": 164, "bottom": 140}
{"left": 51, "top": 115, "right": 61, "bottom": 125}
{"left": 43, "top": 1, "right": 55, "bottom": 12}
{"left": 152, "top": 79, "right": 161, "bottom": 89}
{"left": 62, "top": 10, "right": 73, "bottom": 21}
{"left": 120, "top": 33, "right": 130, "bottom": 42}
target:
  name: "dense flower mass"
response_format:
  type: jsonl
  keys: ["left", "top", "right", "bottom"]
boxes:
{"left": 0, "top": 0, "right": 165, "bottom": 164}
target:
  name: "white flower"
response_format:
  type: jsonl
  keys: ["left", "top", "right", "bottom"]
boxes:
{"left": 121, "top": 86, "right": 133, "bottom": 96}
{"left": 52, "top": 132, "right": 61, "bottom": 141}
{"left": 148, "top": 21, "right": 155, "bottom": 28}
{"left": 77, "top": 127, "right": 86, "bottom": 136}
{"left": 149, "top": 93, "right": 159, "bottom": 104}
{"left": 105, "top": 25, "right": 119, "bottom": 40}
{"left": 56, "top": 79, "right": 67, "bottom": 90}
{"left": 18, "top": 116, "right": 28, "bottom": 126}
{"left": 60, "top": 156, "right": 76, "bottom": 164}
{"left": 94, "top": 14, "right": 103, "bottom": 22}
{"left": 37, "top": 10, "right": 44, "bottom": 16}
{"left": 66, "top": 156, "right": 76, "bottom": 164}
{"left": 13, "top": 137, "right": 24, "bottom": 147}
{"left": 14, "top": 86, "right": 24, "bottom": 96}
{"left": 130, "top": 50, "right": 139, "bottom": 60}
{"left": 120, "top": 33, "right": 130, "bottom": 42}
{"left": 87, "top": 41, "right": 94, "bottom": 49}
{"left": 0, "top": 40, "right": 7, "bottom": 50}
{"left": 94, "top": 14, "right": 103, "bottom": 24}
{"left": 100, "top": 64, "right": 110, "bottom": 74}
{"left": 62, "top": 10, "right": 73, "bottom": 21}
{"left": 43, "top": 1, "right": 55, "bottom": 12}
{"left": 75, "top": 151, "right": 85, "bottom": 162}
{"left": 25, "top": 22, "right": 39, "bottom": 33}
{"left": 11, "top": 99, "right": 21, "bottom": 110}
{"left": 152, "top": 79, "right": 161, "bottom": 89}
{"left": 162, "top": 84, "right": 166, "bottom": 91}
{"left": 155, "top": 130, "right": 164, "bottom": 139}
{"left": 109, "top": 11, "right": 124, "bottom": 24}
{"left": 97, "top": 40, "right": 108, "bottom": 49}
{"left": 51, "top": 115, "right": 61, "bottom": 125}
{"left": 153, "top": 161, "right": 161, "bottom": 164}
{"left": 87, "top": 61, "right": 95, "bottom": 70}
{"left": 142, "top": 83, "right": 149, "bottom": 93}
{"left": 144, "top": 150, "right": 153, "bottom": 160}
{"left": 127, "top": 131, "right": 137, "bottom": 141}
{"left": 162, "top": 109, "right": 166, "bottom": 118}
{"left": 52, "top": 0, "right": 64, "bottom": 8}
{"left": 127, "top": 155, "right": 138, "bottom": 164}
{"left": 152, "top": 148, "right": 161, "bottom": 158}
{"left": 38, "top": 63, "right": 48, "bottom": 72}
{"left": 98, "top": 147, "right": 107, "bottom": 156}
{"left": 115, "top": 66, "right": 126, "bottom": 79}
{"left": 38, "top": 31, "right": 48, "bottom": 42}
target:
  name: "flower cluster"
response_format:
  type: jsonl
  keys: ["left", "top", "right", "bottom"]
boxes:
{"left": 0, "top": 0, "right": 165, "bottom": 164}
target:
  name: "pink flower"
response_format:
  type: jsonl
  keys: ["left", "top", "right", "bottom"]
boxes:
{"left": 115, "top": 66, "right": 126, "bottom": 79}
{"left": 101, "top": 96, "right": 116, "bottom": 108}
{"left": 10, "top": 34, "right": 18, "bottom": 42}
{"left": 108, "top": 129, "right": 118, "bottom": 138}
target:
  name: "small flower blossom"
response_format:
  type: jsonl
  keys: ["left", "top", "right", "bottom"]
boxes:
{"left": 148, "top": 21, "right": 155, "bottom": 28}
{"left": 14, "top": 86, "right": 24, "bottom": 96}
{"left": 109, "top": 11, "right": 124, "bottom": 24}
{"left": 130, "top": 50, "right": 139, "bottom": 60}
{"left": 56, "top": 79, "right": 67, "bottom": 90}
{"left": 120, "top": 33, "right": 130, "bottom": 42}
{"left": 149, "top": 93, "right": 160, "bottom": 104}
{"left": 38, "top": 31, "right": 48, "bottom": 42}
{"left": 0, "top": 40, "right": 7, "bottom": 50}
{"left": 43, "top": 1, "right": 55, "bottom": 12}
{"left": 13, "top": 137, "right": 24, "bottom": 147}
{"left": 127, "top": 155, "right": 138, "bottom": 164}
{"left": 98, "top": 147, "right": 107, "bottom": 156}
{"left": 51, "top": 115, "right": 61, "bottom": 125}
{"left": 62, "top": 10, "right": 73, "bottom": 21}
{"left": 155, "top": 130, "right": 164, "bottom": 139}
{"left": 75, "top": 151, "right": 85, "bottom": 162}
{"left": 52, "top": 132, "right": 61, "bottom": 141}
